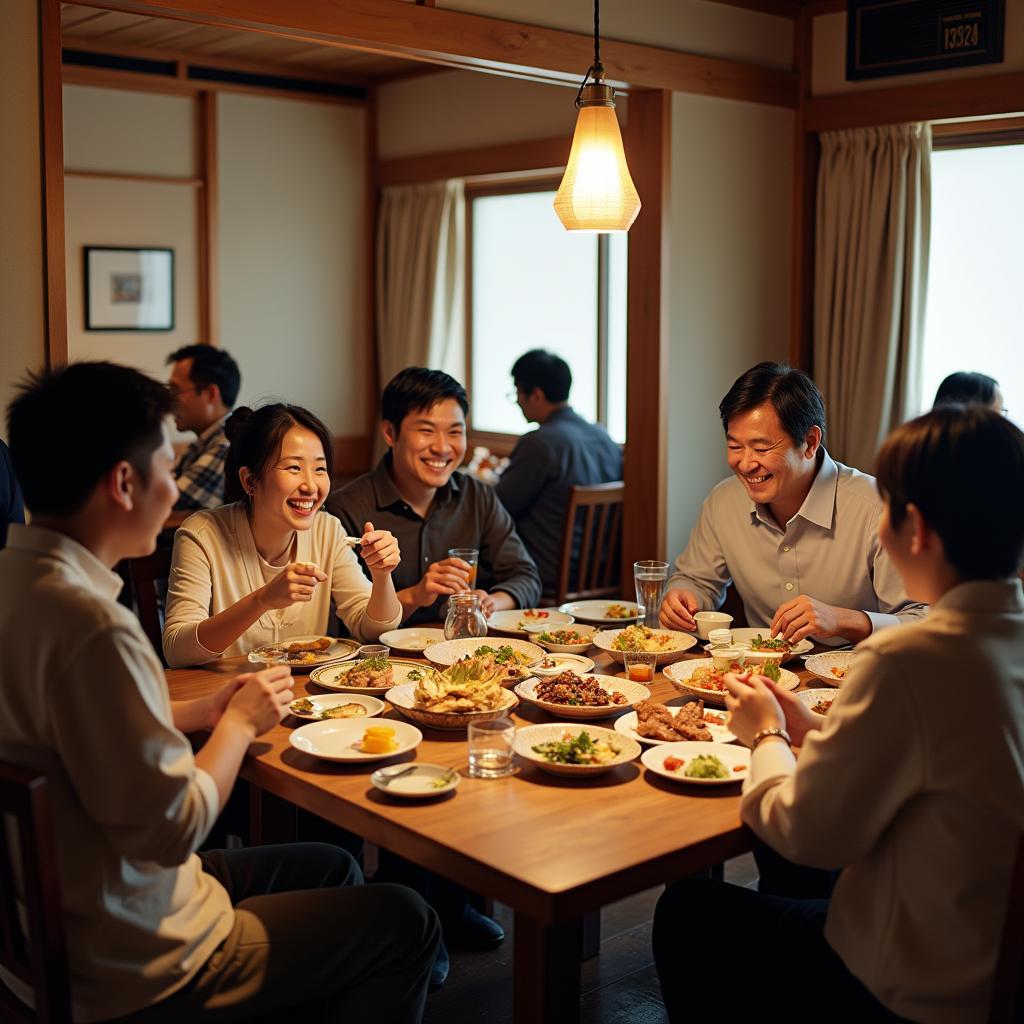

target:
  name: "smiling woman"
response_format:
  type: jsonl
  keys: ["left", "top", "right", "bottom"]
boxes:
{"left": 162, "top": 403, "right": 403, "bottom": 667}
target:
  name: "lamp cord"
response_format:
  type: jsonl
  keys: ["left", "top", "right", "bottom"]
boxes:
{"left": 593, "top": 0, "right": 602, "bottom": 72}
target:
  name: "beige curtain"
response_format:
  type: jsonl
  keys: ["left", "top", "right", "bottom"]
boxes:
{"left": 375, "top": 179, "right": 465, "bottom": 396}
{"left": 814, "top": 123, "right": 931, "bottom": 472}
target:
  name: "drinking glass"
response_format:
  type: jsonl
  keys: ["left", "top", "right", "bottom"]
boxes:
{"left": 448, "top": 547, "right": 480, "bottom": 588}
{"left": 467, "top": 718, "right": 515, "bottom": 778}
{"left": 633, "top": 560, "right": 669, "bottom": 629}
{"left": 444, "top": 593, "right": 488, "bottom": 640}
{"left": 623, "top": 649, "right": 658, "bottom": 683}
{"left": 358, "top": 644, "right": 390, "bottom": 660}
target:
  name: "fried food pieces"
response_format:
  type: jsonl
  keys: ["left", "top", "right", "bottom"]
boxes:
{"left": 634, "top": 699, "right": 713, "bottom": 742}
{"left": 413, "top": 657, "right": 507, "bottom": 713}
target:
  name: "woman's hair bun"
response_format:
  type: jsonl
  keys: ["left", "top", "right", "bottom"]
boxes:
{"left": 224, "top": 406, "right": 253, "bottom": 443}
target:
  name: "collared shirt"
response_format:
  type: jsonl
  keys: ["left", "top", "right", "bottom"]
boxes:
{"left": 742, "top": 579, "right": 1024, "bottom": 1023}
{"left": 174, "top": 416, "right": 229, "bottom": 511}
{"left": 0, "top": 525, "right": 232, "bottom": 1021}
{"left": 162, "top": 502, "right": 402, "bottom": 666}
{"left": 667, "top": 450, "right": 925, "bottom": 637}
{"left": 494, "top": 406, "right": 622, "bottom": 594}
{"left": 326, "top": 455, "right": 542, "bottom": 625}
{"left": 0, "top": 438, "right": 25, "bottom": 548}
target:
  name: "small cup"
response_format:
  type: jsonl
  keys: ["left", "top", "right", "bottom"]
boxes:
{"left": 358, "top": 644, "right": 390, "bottom": 660}
{"left": 693, "top": 611, "right": 734, "bottom": 640}
{"left": 467, "top": 718, "right": 515, "bottom": 778}
{"left": 711, "top": 645, "right": 748, "bottom": 672}
{"left": 707, "top": 628, "right": 734, "bottom": 647}
{"left": 623, "top": 649, "right": 658, "bottom": 683}
{"left": 448, "top": 547, "right": 480, "bottom": 587}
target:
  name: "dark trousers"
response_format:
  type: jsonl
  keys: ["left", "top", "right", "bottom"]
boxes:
{"left": 653, "top": 877, "right": 908, "bottom": 1023}
{"left": 753, "top": 836, "right": 840, "bottom": 898}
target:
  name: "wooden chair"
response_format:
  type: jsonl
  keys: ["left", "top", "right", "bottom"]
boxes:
{"left": 0, "top": 760, "right": 70, "bottom": 1024}
{"left": 989, "top": 833, "right": 1024, "bottom": 1023}
{"left": 126, "top": 548, "right": 172, "bottom": 662}
{"left": 550, "top": 482, "right": 625, "bottom": 606}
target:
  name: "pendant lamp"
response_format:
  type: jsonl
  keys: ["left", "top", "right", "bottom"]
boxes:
{"left": 553, "top": 0, "right": 641, "bottom": 233}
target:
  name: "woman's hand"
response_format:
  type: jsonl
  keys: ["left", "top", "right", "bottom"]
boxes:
{"left": 762, "top": 677, "right": 824, "bottom": 747}
{"left": 360, "top": 521, "right": 400, "bottom": 576}
{"left": 220, "top": 666, "right": 294, "bottom": 739}
{"left": 259, "top": 561, "right": 328, "bottom": 610}
{"left": 723, "top": 671, "right": 786, "bottom": 747}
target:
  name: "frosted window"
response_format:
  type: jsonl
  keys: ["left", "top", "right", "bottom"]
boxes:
{"left": 921, "top": 144, "right": 1024, "bottom": 425}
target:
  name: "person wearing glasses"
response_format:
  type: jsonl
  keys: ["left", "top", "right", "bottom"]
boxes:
{"left": 932, "top": 371, "right": 1006, "bottom": 416}
{"left": 166, "top": 345, "right": 241, "bottom": 511}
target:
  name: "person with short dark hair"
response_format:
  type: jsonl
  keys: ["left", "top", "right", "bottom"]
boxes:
{"left": 495, "top": 350, "right": 622, "bottom": 595}
{"left": 933, "top": 370, "right": 1005, "bottom": 414}
{"left": 167, "top": 344, "right": 241, "bottom": 510}
{"left": 326, "top": 367, "right": 541, "bottom": 626}
{"left": 163, "top": 403, "right": 403, "bottom": 667}
{"left": 0, "top": 438, "right": 25, "bottom": 549}
{"left": 660, "top": 362, "right": 924, "bottom": 644}
{"left": 0, "top": 362, "right": 438, "bottom": 1022}
{"left": 654, "top": 405, "right": 1024, "bottom": 1023}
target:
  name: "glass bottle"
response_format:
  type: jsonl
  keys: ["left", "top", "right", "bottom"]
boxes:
{"left": 444, "top": 592, "right": 488, "bottom": 640}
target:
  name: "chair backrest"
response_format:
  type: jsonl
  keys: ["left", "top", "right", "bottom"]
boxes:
{"left": 989, "top": 832, "right": 1024, "bottom": 1023}
{"left": 127, "top": 547, "right": 172, "bottom": 661}
{"left": 0, "top": 760, "right": 70, "bottom": 1024}
{"left": 552, "top": 482, "right": 625, "bottom": 606}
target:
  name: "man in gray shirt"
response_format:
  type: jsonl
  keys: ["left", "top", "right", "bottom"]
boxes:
{"left": 660, "top": 362, "right": 926, "bottom": 644}
{"left": 495, "top": 350, "right": 622, "bottom": 596}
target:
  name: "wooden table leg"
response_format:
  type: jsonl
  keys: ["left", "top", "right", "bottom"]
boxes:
{"left": 514, "top": 912, "right": 582, "bottom": 1024}
{"left": 249, "top": 786, "right": 297, "bottom": 845}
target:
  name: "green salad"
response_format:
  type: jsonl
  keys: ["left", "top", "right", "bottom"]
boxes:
{"left": 532, "top": 730, "right": 620, "bottom": 765}
{"left": 683, "top": 755, "right": 729, "bottom": 780}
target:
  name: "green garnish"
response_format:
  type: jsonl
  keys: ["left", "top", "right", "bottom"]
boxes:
{"left": 360, "top": 654, "right": 390, "bottom": 672}
{"left": 431, "top": 771, "right": 457, "bottom": 789}
{"left": 684, "top": 755, "right": 729, "bottom": 779}
{"left": 750, "top": 633, "right": 790, "bottom": 651}
{"left": 406, "top": 668, "right": 423, "bottom": 681}
{"left": 531, "top": 731, "right": 620, "bottom": 765}
{"left": 760, "top": 659, "right": 781, "bottom": 683}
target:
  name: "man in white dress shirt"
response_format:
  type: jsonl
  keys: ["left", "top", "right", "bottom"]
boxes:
{"left": 660, "top": 362, "right": 925, "bottom": 643}
{"left": 654, "top": 404, "right": 1024, "bottom": 1023}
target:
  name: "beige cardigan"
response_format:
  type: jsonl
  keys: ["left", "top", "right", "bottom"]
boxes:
{"left": 163, "top": 503, "right": 401, "bottom": 667}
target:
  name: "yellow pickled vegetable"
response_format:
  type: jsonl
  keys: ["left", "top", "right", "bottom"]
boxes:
{"left": 361, "top": 725, "right": 397, "bottom": 753}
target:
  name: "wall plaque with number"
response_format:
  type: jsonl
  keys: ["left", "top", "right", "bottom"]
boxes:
{"left": 847, "top": 0, "right": 1005, "bottom": 81}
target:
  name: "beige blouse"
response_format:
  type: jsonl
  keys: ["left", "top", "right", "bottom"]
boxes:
{"left": 163, "top": 503, "right": 402, "bottom": 667}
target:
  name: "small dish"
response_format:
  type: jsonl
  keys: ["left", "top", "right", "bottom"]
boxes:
{"left": 370, "top": 763, "right": 459, "bottom": 798}
{"left": 514, "top": 722, "right": 641, "bottom": 777}
{"left": 534, "top": 628, "right": 595, "bottom": 654}
{"left": 558, "top": 600, "right": 639, "bottom": 625}
{"left": 531, "top": 653, "right": 597, "bottom": 676}
{"left": 423, "top": 637, "right": 544, "bottom": 668}
{"left": 309, "top": 658, "right": 427, "bottom": 695}
{"left": 247, "top": 635, "right": 359, "bottom": 668}
{"left": 803, "top": 651, "right": 856, "bottom": 686}
{"left": 614, "top": 705, "right": 736, "bottom": 746}
{"left": 378, "top": 627, "right": 446, "bottom": 653}
{"left": 714, "top": 627, "right": 814, "bottom": 663}
{"left": 591, "top": 627, "right": 698, "bottom": 665}
{"left": 486, "top": 608, "right": 575, "bottom": 635}
{"left": 641, "top": 741, "right": 750, "bottom": 786}
{"left": 663, "top": 658, "right": 800, "bottom": 705}
{"left": 288, "top": 693, "right": 385, "bottom": 720}
{"left": 795, "top": 688, "right": 839, "bottom": 717}
{"left": 693, "top": 611, "right": 734, "bottom": 640}
{"left": 288, "top": 718, "right": 422, "bottom": 763}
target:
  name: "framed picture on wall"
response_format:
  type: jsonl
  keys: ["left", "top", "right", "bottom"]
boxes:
{"left": 84, "top": 246, "right": 174, "bottom": 331}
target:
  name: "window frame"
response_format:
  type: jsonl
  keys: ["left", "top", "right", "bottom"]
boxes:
{"left": 463, "top": 177, "right": 619, "bottom": 454}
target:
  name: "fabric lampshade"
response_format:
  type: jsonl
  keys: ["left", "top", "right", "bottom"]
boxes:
{"left": 553, "top": 102, "right": 641, "bottom": 233}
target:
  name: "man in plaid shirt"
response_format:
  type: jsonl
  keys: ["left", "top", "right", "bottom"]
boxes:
{"left": 166, "top": 345, "right": 241, "bottom": 511}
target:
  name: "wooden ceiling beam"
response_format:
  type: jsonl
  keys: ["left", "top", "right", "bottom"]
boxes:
{"left": 66, "top": 0, "right": 799, "bottom": 107}
{"left": 700, "top": 0, "right": 802, "bottom": 20}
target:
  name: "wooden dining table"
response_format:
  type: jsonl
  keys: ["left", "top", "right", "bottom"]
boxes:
{"left": 166, "top": 640, "right": 821, "bottom": 1023}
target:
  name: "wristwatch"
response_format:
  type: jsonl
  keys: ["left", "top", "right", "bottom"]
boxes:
{"left": 750, "top": 726, "right": 791, "bottom": 751}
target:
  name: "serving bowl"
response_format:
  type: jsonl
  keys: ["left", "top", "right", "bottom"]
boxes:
{"left": 514, "top": 722, "right": 641, "bottom": 777}
{"left": 534, "top": 628, "right": 595, "bottom": 654}
{"left": 663, "top": 657, "right": 799, "bottom": 705}
{"left": 514, "top": 674, "right": 649, "bottom": 720}
{"left": 795, "top": 688, "right": 839, "bottom": 717}
{"left": 803, "top": 651, "right": 856, "bottom": 686}
{"left": 423, "top": 637, "right": 544, "bottom": 668}
{"left": 386, "top": 681, "right": 518, "bottom": 732}
{"left": 591, "top": 627, "right": 698, "bottom": 666}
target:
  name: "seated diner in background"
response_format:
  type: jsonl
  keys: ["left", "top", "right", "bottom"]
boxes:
{"left": 166, "top": 343, "right": 241, "bottom": 511}
{"left": 163, "top": 403, "right": 403, "bottom": 667}
{"left": 494, "top": 349, "right": 622, "bottom": 596}
{"left": 0, "top": 362, "right": 438, "bottom": 1023}
{"left": 659, "top": 362, "right": 925, "bottom": 644}
{"left": 933, "top": 369, "right": 1006, "bottom": 414}
{"left": 326, "top": 367, "right": 541, "bottom": 626}
{"left": 654, "top": 404, "right": 1024, "bottom": 1023}
{"left": 0, "top": 436, "right": 25, "bottom": 549}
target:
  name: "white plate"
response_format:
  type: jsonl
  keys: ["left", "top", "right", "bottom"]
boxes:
{"left": 423, "top": 637, "right": 544, "bottom": 668}
{"left": 641, "top": 741, "right": 750, "bottom": 785}
{"left": 559, "top": 600, "right": 639, "bottom": 626}
{"left": 288, "top": 693, "right": 385, "bottom": 720}
{"left": 663, "top": 658, "right": 800, "bottom": 705}
{"left": 247, "top": 635, "right": 360, "bottom": 667}
{"left": 534, "top": 628, "right": 595, "bottom": 654}
{"left": 795, "top": 688, "right": 839, "bottom": 717}
{"left": 288, "top": 718, "right": 422, "bottom": 763}
{"left": 714, "top": 628, "right": 813, "bottom": 663}
{"left": 378, "top": 627, "right": 446, "bottom": 653}
{"left": 615, "top": 704, "right": 736, "bottom": 746}
{"left": 515, "top": 722, "right": 641, "bottom": 777}
{"left": 370, "top": 763, "right": 459, "bottom": 799}
{"left": 803, "top": 651, "right": 856, "bottom": 686}
{"left": 515, "top": 674, "right": 649, "bottom": 720}
{"left": 592, "top": 627, "right": 699, "bottom": 665}
{"left": 486, "top": 608, "right": 575, "bottom": 635}
{"left": 531, "top": 653, "right": 597, "bottom": 676}
{"left": 309, "top": 658, "right": 428, "bottom": 695}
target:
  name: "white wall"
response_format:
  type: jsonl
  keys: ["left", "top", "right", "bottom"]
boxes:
{"left": 664, "top": 92, "right": 793, "bottom": 557}
{"left": 0, "top": 0, "right": 46, "bottom": 425}
{"left": 217, "top": 92, "right": 368, "bottom": 437}
{"left": 813, "top": 2, "right": 1024, "bottom": 95}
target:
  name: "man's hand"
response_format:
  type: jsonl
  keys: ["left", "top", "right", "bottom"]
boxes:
{"left": 220, "top": 666, "right": 294, "bottom": 739}
{"left": 413, "top": 558, "right": 472, "bottom": 608}
{"left": 722, "top": 671, "right": 786, "bottom": 748}
{"left": 359, "top": 521, "right": 400, "bottom": 576}
{"left": 473, "top": 589, "right": 497, "bottom": 617}
{"left": 259, "top": 562, "right": 328, "bottom": 610}
{"left": 660, "top": 588, "right": 698, "bottom": 631}
{"left": 771, "top": 595, "right": 871, "bottom": 644}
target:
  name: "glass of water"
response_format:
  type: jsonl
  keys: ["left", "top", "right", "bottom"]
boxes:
{"left": 634, "top": 560, "right": 670, "bottom": 629}
{"left": 467, "top": 718, "right": 515, "bottom": 778}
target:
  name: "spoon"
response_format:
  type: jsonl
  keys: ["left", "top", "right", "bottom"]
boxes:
{"left": 375, "top": 764, "right": 419, "bottom": 784}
